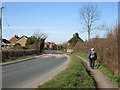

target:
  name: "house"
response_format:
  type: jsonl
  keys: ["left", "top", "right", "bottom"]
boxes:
{"left": 2, "top": 39, "right": 11, "bottom": 49}
{"left": 66, "top": 42, "right": 73, "bottom": 49}
{"left": 15, "top": 36, "right": 28, "bottom": 47}
{"left": 44, "top": 42, "right": 50, "bottom": 49}
{"left": 9, "top": 35, "right": 19, "bottom": 44}
{"left": 44, "top": 42, "right": 57, "bottom": 50}
{"left": 49, "top": 42, "right": 55, "bottom": 49}
{"left": 8, "top": 35, "right": 28, "bottom": 47}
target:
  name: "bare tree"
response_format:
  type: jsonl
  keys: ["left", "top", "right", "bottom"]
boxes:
{"left": 33, "top": 31, "right": 47, "bottom": 52}
{"left": 79, "top": 5, "right": 101, "bottom": 41}
{"left": 33, "top": 31, "right": 47, "bottom": 40}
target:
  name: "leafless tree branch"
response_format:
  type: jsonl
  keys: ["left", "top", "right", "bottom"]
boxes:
{"left": 79, "top": 5, "right": 101, "bottom": 41}
{"left": 33, "top": 31, "right": 47, "bottom": 40}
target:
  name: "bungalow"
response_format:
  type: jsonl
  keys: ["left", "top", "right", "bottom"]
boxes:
{"left": 9, "top": 35, "right": 28, "bottom": 47}
{"left": 15, "top": 36, "right": 28, "bottom": 47}
{"left": 9, "top": 35, "right": 19, "bottom": 44}
{"left": 2, "top": 35, "right": 28, "bottom": 50}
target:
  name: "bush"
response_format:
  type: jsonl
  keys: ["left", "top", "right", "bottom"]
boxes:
{"left": 2, "top": 49, "right": 40, "bottom": 62}
{"left": 22, "top": 47, "right": 29, "bottom": 50}
{"left": 73, "top": 25, "right": 119, "bottom": 76}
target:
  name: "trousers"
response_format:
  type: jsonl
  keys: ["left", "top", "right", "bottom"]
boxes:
{"left": 89, "top": 59, "right": 95, "bottom": 68}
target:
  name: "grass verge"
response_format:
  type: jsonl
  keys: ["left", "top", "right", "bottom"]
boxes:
{"left": 37, "top": 53, "right": 97, "bottom": 88}
{"left": 73, "top": 53, "right": 120, "bottom": 87}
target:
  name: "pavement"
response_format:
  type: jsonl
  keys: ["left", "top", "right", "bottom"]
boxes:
{"left": 2, "top": 50, "right": 70, "bottom": 88}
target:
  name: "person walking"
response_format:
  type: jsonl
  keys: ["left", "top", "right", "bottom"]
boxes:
{"left": 88, "top": 48, "right": 97, "bottom": 69}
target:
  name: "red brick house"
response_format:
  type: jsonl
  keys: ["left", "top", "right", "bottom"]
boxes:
{"left": 44, "top": 42, "right": 57, "bottom": 50}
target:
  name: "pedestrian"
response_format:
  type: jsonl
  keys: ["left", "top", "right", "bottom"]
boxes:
{"left": 88, "top": 48, "right": 97, "bottom": 69}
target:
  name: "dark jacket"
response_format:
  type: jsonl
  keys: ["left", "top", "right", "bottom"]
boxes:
{"left": 88, "top": 51, "right": 97, "bottom": 60}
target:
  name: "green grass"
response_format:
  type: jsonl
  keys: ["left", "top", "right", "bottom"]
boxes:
{"left": 95, "top": 62, "right": 120, "bottom": 87}
{"left": 73, "top": 53, "right": 120, "bottom": 87}
{"left": 72, "top": 53, "right": 88, "bottom": 59}
{"left": 37, "top": 54, "right": 97, "bottom": 88}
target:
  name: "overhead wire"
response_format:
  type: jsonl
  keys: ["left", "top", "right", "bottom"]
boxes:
{"left": 2, "top": 7, "right": 14, "bottom": 37}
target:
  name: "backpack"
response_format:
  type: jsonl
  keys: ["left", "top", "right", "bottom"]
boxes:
{"left": 90, "top": 51, "right": 96, "bottom": 59}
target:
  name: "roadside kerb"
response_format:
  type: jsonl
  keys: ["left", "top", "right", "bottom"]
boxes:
{"left": 36, "top": 54, "right": 71, "bottom": 87}
{"left": 1, "top": 57, "right": 37, "bottom": 66}
{"left": 1, "top": 54, "right": 68, "bottom": 66}
{"left": 1, "top": 54, "right": 50, "bottom": 66}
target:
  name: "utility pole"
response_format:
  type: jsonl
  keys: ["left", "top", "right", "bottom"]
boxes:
{"left": 0, "top": 7, "right": 3, "bottom": 65}
{"left": 0, "top": 7, "right": 3, "bottom": 50}
{"left": 0, "top": 7, "right": 3, "bottom": 90}
{"left": 0, "top": 8, "right": 2, "bottom": 50}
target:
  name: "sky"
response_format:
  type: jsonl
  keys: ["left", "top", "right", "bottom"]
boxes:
{"left": 2, "top": 2, "right": 118, "bottom": 44}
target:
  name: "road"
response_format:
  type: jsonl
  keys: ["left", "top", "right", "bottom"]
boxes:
{"left": 2, "top": 50, "right": 69, "bottom": 88}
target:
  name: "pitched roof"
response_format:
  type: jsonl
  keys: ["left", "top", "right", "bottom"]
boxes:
{"left": 44, "top": 42, "right": 56, "bottom": 45}
{"left": 9, "top": 35, "right": 19, "bottom": 43}
{"left": 2, "top": 39, "right": 10, "bottom": 43}
{"left": 16, "top": 36, "right": 28, "bottom": 41}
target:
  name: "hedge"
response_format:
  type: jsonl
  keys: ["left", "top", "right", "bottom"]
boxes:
{"left": 2, "top": 49, "right": 40, "bottom": 62}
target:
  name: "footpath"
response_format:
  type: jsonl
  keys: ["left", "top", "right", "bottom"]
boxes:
{"left": 75, "top": 55, "right": 118, "bottom": 89}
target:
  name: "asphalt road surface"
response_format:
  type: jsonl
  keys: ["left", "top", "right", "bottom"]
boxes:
{"left": 2, "top": 50, "right": 69, "bottom": 88}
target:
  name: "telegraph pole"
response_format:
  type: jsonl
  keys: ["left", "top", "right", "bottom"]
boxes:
{"left": 0, "top": 7, "right": 3, "bottom": 90}
{"left": 0, "top": 7, "right": 3, "bottom": 50}
{"left": 0, "top": 8, "right": 2, "bottom": 50}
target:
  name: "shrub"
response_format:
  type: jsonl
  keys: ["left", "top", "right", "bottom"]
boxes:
{"left": 22, "top": 47, "right": 29, "bottom": 50}
{"left": 73, "top": 25, "right": 119, "bottom": 76}
{"left": 2, "top": 49, "right": 40, "bottom": 62}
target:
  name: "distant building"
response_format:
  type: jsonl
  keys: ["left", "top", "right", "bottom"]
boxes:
{"left": 9, "top": 35, "right": 28, "bottom": 47}
{"left": 2, "top": 39, "right": 11, "bottom": 49}
{"left": 2, "top": 35, "right": 28, "bottom": 49}
{"left": 67, "top": 49, "right": 73, "bottom": 53}
{"left": 44, "top": 42, "right": 57, "bottom": 50}
{"left": 66, "top": 42, "right": 73, "bottom": 49}
{"left": 15, "top": 36, "right": 28, "bottom": 47}
{"left": 44, "top": 42, "right": 50, "bottom": 49}
{"left": 9, "top": 35, "right": 19, "bottom": 44}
